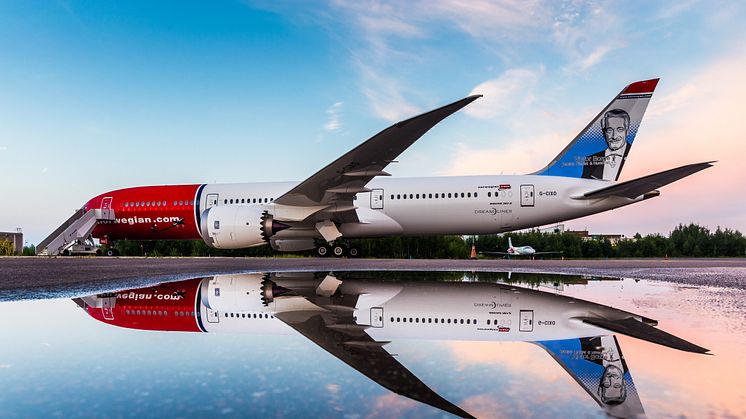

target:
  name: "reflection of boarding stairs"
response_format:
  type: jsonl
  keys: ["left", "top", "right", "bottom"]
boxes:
{"left": 36, "top": 208, "right": 115, "bottom": 256}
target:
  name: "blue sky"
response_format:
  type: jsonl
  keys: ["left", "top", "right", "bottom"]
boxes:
{"left": 1, "top": 1, "right": 744, "bottom": 244}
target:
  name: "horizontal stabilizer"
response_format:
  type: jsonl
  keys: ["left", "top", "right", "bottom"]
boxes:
{"left": 576, "top": 161, "right": 714, "bottom": 200}
{"left": 578, "top": 317, "right": 710, "bottom": 354}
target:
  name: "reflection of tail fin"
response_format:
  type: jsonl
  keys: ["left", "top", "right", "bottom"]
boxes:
{"left": 534, "top": 79, "right": 659, "bottom": 181}
{"left": 508, "top": 237, "right": 513, "bottom": 250}
{"left": 536, "top": 336, "right": 645, "bottom": 418}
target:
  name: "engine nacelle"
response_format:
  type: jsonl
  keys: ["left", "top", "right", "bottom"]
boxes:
{"left": 199, "top": 205, "right": 289, "bottom": 249}
{"left": 200, "top": 274, "right": 273, "bottom": 312}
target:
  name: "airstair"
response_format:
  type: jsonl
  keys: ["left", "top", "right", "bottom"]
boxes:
{"left": 36, "top": 208, "right": 115, "bottom": 256}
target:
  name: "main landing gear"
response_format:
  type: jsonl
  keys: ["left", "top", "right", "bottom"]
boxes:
{"left": 316, "top": 241, "right": 361, "bottom": 258}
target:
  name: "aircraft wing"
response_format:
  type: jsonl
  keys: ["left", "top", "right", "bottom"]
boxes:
{"left": 273, "top": 309, "right": 474, "bottom": 418}
{"left": 479, "top": 251, "right": 511, "bottom": 256}
{"left": 532, "top": 251, "right": 564, "bottom": 255}
{"left": 535, "top": 336, "right": 645, "bottom": 419}
{"left": 575, "top": 161, "right": 714, "bottom": 200}
{"left": 273, "top": 95, "right": 481, "bottom": 222}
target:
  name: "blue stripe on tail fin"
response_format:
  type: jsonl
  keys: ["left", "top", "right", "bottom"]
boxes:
{"left": 534, "top": 79, "right": 659, "bottom": 181}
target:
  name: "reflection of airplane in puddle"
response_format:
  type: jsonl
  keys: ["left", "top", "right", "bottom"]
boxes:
{"left": 75, "top": 273, "right": 708, "bottom": 418}
{"left": 481, "top": 237, "right": 563, "bottom": 258}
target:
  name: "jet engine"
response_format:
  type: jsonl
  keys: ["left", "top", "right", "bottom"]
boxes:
{"left": 199, "top": 206, "right": 289, "bottom": 249}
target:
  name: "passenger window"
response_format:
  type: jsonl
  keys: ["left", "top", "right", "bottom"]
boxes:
{"left": 461, "top": 193, "right": 465, "bottom": 198}
{"left": 125, "top": 202, "right": 129, "bottom": 207}
{"left": 416, "top": 194, "right": 420, "bottom": 199}
{"left": 241, "top": 199, "right": 245, "bottom": 203}
{"left": 447, "top": 193, "right": 452, "bottom": 198}
{"left": 397, "top": 194, "right": 401, "bottom": 199}
{"left": 229, "top": 199, "right": 233, "bottom": 204}
{"left": 467, "top": 193, "right": 471, "bottom": 198}
{"left": 488, "top": 192, "right": 491, "bottom": 197}
{"left": 474, "top": 192, "right": 478, "bottom": 198}
{"left": 460, "top": 319, "right": 464, "bottom": 324}
{"left": 224, "top": 199, "right": 227, "bottom": 204}
{"left": 429, "top": 194, "right": 432, "bottom": 198}
{"left": 447, "top": 319, "right": 451, "bottom": 324}
{"left": 403, "top": 194, "right": 407, "bottom": 200}
{"left": 409, "top": 194, "right": 413, "bottom": 199}
{"left": 391, "top": 194, "right": 394, "bottom": 199}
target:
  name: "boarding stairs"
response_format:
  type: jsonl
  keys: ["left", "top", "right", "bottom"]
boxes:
{"left": 36, "top": 208, "right": 115, "bottom": 256}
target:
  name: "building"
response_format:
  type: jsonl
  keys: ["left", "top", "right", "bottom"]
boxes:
{"left": 565, "top": 230, "right": 627, "bottom": 246}
{"left": 0, "top": 229, "right": 23, "bottom": 255}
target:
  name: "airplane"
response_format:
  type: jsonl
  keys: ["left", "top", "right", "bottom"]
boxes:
{"left": 75, "top": 272, "right": 710, "bottom": 418}
{"left": 482, "top": 237, "right": 564, "bottom": 257}
{"left": 38, "top": 78, "right": 714, "bottom": 257}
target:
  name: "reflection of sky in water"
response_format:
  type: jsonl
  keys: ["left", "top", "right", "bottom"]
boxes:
{"left": 1, "top": 272, "right": 745, "bottom": 418}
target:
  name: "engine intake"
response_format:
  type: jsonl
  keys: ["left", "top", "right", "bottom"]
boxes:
{"left": 199, "top": 205, "right": 289, "bottom": 249}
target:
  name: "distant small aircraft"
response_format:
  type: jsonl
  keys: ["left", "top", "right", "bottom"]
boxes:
{"left": 482, "top": 237, "right": 564, "bottom": 257}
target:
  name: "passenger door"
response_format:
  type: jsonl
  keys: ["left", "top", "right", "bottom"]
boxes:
{"left": 206, "top": 193, "right": 219, "bottom": 208}
{"left": 520, "top": 185, "right": 534, "bottom": 207}
{"left": 370, "top": 189, "right": 384, "bottom": 210}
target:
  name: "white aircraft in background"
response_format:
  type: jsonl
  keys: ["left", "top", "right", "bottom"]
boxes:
{"left": 482, "top": 237, "right": 564, "bottom": 257}
{"left": 76, "top": 272, "right": 709, "bottom": 418}
{"left": 40, "top": 78, "right": 714, "bottom": 257}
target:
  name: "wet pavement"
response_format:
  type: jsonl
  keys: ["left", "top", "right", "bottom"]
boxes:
{"left": 1, "top": 257, "right": 746, "bottom": 299}
{"left": 1, "top": 269, "right": 745, "bottom": 418}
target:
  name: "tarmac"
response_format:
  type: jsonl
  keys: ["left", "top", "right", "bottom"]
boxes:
{"left": 1, "top": 257, "right": 746, "bottom": 301}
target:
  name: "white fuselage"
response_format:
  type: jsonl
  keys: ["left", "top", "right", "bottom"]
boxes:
{"left": 198, "top": 175, "right": 642, "bottom": 237}
{"left": 198, "top": 274, "right": 640, "bottom": 343}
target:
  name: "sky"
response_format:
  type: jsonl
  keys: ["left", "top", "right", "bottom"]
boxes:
{"left": 1, "top": 0, "right": 744, "bottom": 245}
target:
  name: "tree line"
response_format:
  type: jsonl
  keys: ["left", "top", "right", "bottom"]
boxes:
{"left": 19, "top": 223, "right": 745, "bottom": 258}
{"left": 469, "top": 223, "right": 746, "bottom": 258}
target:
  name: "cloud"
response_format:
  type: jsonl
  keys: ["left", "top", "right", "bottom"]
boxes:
{"left": 0, "top": 364, "right": 11, "bottom": 369}
{"left": 41, "top": 167, "right": 48, "bottom": 175}
{"left": 440, "top": 133, "right": 561, "bottom": 176}
{"left": 358, "top": 63, "right": 420, "bottom": 121}
{"left": 646, "top": 83, "right": 701, "bottom": 118}
{"left": 323, "top": 102, "right": 344, "bottom": 131}
{"left": 553, "top": 3, "right": 624, "bottom": 73}
{"left": 465, "top": 68, "right": 541, "bottom": 119}
{"left": 571, "top": 45, "right": 612, "bottom": 73}
{"left": 426, "top": 0, "right": 550, "bottom": 40}
{"left": 365, "top": 393, "right": 418, "bottom": 419}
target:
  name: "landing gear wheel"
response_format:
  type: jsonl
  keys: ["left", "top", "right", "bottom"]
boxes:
{"left": 332, "top": 244, "right": 346, "bottom": 257}
{"left": 348, "top": 246, "right": 360, "bottom": 258}
{"left": 317, "top": 245, "right": 331, "bottom": 257}
{"left": 107, "top": 249, "right": 114, "bottom": 257}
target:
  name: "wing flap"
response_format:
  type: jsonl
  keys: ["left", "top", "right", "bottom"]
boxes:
{"left": 575, "top": 161, "right": 714, "bottom": 200}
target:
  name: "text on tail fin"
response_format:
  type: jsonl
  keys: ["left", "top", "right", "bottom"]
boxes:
{"left": 534, "top": 78, "right": 659, "bottom": 181}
